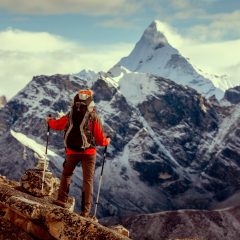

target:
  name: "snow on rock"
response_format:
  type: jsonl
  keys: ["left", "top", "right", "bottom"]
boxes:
{"left": 194, "top": 66, "right": 236, "bottom": 92}
{"left": 11, "top": 129, "right": 57, "bottom": 160}
{"left": 115, "top": 72, "right": 158, "bottom": 106}
{"left": 115, "top": 20, "right": 224, "bottom": 99}
{"left": 107, "top": 68, "right": 167, "bottom": 106}
{"left": 107, "top": 65, "right": 131, "bottom": 79}
{"left": 200, "top": 104, "right": 240, "bottom": 157}
{"left": 70, "top": 69, "right": 98, "bottom": 87}
{"left": 10, "top": 129, "right": 64, "bottom": 177}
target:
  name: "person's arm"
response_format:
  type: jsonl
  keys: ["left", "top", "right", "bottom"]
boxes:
{"left": 93, "top": 116, "right": 110, "bottom": 146}
{"left": 46, "top": 116, "right": 68, "bottom": 131}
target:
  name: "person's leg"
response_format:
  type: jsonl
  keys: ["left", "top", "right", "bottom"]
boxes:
{"left": 57, "top": 155, "right": 79, "bottom": 203}
{"left": 81, "top": 154, "right": 96, "bottom": 216}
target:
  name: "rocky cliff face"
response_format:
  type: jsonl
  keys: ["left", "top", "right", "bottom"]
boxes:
{"left": 224, "top": 86, "right": 240, "bottom": 104}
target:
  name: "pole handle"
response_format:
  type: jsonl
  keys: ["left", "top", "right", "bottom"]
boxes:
{"left": 47, "top": 114, "right": 51, "bottom": 132}
{"left": 104, "top": 146, "right": 107, "bottom": 156}
{"left": 104, "top": 135, "right": 110, "bottom": 156}
{"left": 45, "top": 114, "right": 51, "bottom": 155}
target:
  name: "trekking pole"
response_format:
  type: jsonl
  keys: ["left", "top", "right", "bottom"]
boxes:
{"left": 41, "top": 114, "right": 51, "bottom": 193}
{"left": 94, "top": 145, "right": 108, "bottom": 218}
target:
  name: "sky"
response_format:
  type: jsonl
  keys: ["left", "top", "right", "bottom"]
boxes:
{"left": 0, "top": 0, "right": 239, "bottom": 99}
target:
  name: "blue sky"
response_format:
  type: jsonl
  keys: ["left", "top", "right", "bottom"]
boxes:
{"left": 1, "top": 0, "right": 239, "bottom": 43}
{"left": 0, "top": 0, "right": 239, "bottom": 99}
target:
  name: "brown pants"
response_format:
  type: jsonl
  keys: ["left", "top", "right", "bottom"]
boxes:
{"left": 58, "top": 154, "right": 96, "bottom": 215}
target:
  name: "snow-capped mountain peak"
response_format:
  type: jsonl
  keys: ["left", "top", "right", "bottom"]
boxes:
{"left": 116, "top": 20, "right": 224, "bottom": 99}
{"left": 117, "top": 20, "right": 175, "bottom": 74}
{"left": 141, "top": 20, "right": 169, "bottom": 47}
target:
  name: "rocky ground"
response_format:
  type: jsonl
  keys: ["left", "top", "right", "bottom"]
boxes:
{"left": 121, "top": 206, "right": 240, "bottom": 240}
{"left": 0, "top": 175, "right": 130, "bottom": 240}
{"left": 2, "top": 174, "right": 238, "bottom": 240}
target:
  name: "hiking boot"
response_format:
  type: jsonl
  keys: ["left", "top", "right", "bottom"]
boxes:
{"left": 53, "top": 199, "right": 72, "bottom": 209}
{"left": 80, "top": 212, "right": 98, "bottom": 222}
{"left": 80, "top": 212, "right": 89, "bottom": 218}
{"left": 91, "top": 216, "right": 98, "bottom": 223}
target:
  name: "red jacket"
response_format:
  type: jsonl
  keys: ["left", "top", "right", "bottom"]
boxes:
{"left": 48, "top": 114, "right": 109, "bottom": 155}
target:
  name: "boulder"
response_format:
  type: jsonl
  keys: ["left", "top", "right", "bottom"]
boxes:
{"left": 224, "top": 86, "right": 240, "bottom": 104}
{"left": 20, "top": 168, "right": 59, "bottom": 197}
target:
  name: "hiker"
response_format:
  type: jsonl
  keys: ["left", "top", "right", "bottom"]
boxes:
{"left": 45, "top": 89, "right": 110, "bottom": 217}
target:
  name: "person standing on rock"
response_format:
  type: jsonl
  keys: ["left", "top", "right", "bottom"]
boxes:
{"left": 45, "top": 89, "right": 110, "bottom": 217}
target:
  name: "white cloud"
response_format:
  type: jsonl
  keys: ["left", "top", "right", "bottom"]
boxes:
{"left": 0, "top": 29, "right": 133, "bottom": 99}
{"left": 1, "top": 21, "right": 239, "bottom": 100}
{"left": 172, "top": 8, "right": 206, "bottom": 20}
{"left": 169, "top": 0, "right": 217, "bottom": 11}
{"left": 182, "top": 39, "right": 240, "bottom": 73}
{"left": 0, "top": 0, "right": 140, "bottom": 15}
{"left": 169, "top": 0, "right": 192, "bottom": 10}
{"left": 147, "top": 0, "right": 240, "bottom": 42}
{"left": 98, "top": 17, "right": 140, "bottom": 29}
{"left": 188, "top": 10, "right": 240, "bottom": 41}
{"left": 144, "top": 0, "right": 214, "bottom": 21}
{"left": 152, "top": 20, "right": 240, "bottom": 85}
{"left": 154, "top": 21, "right": 184, "bottom": 47}
{"left": 0, "top": 29, "right": 80, "bottom": 52}
{"left": 224, "top": 63, "right": 240, "bottom": 86}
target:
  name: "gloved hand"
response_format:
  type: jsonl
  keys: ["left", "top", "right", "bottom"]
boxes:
{"left": 45, "top": 116, "right": 52, "bottom": 124}
{"left": 106, "top": 136, "right": 111, "bottom": 145}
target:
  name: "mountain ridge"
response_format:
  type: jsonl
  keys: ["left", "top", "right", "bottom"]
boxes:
{"left": 0, "top": 72, "right": 239, "bottom": 221}
{"left": 121, "top": 205, "right": 240, "bottom": 240}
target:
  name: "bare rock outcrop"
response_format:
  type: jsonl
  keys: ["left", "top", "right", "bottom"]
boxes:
{"left": 20, "top": 168, "right": 59, "bottom": 197}
{"left": 20, "top": 155, "right": 60, "bottom": 198}
{"left": 0, "top": 176, "right": 130, "bottom": 240}
{"left": 224, "top": 86, "right": 240, "bottom": 104}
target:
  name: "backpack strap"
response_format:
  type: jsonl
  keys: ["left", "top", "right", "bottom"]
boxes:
{"left": 88, "top": 112, "right": 96, "bottom": 147}
{"left": 79, "top": 110, "right": 91, "bottom": 149}
{"left": 64, "top": 111, "right": 73, "bottom": 148}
